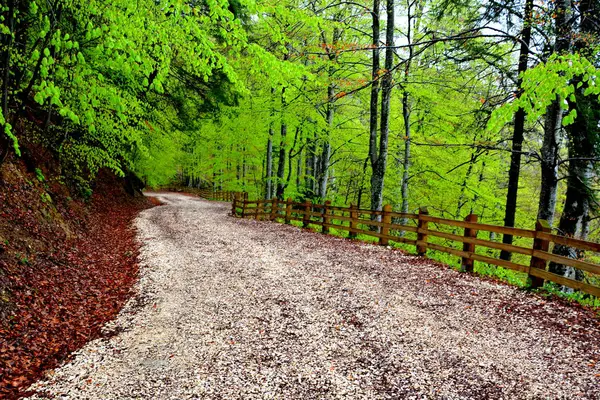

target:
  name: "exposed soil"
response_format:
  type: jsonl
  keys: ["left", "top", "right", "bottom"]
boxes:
{"left": 0, "top": 155, "right": 151, "bottom": 399}
{"left": 27, "top": 193, "right": 600, "bottom": 399}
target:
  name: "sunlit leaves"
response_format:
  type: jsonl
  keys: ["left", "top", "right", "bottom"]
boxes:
{"left": 489, "top": 54, "right": 600, "bottom": 131}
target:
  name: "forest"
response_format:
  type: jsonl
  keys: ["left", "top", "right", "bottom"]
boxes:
{"left": 0, "top": 0, "right": 599, "bottom": 289}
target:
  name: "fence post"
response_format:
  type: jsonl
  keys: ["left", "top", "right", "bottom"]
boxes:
{"left": 256, "top": 199, "right": 263, "bottom": 220}
{"left": 303, "top": 200, "right": 312, "bottom": 228}
{"left": 379, "top": 204, "right": 392, "bottom": 246}
{"left": 270, "top": 197, "right": 279, "bottom": 221}
{"left": 322, "top": 200, "right": 331, "bottom": 234}
{"left": 528, "top": 219, "right": 551, "bottom": 289}
{"left": 232, "top": 193, "right": 237, "bottom": 216}
{"left": 285, "top": 197, "right": 292, "bottom": 224}
{"left": 349, "top": 203, "right": 358, "bottom": 239}
{"left": 461, "top": 213, "right": 478, "bottom": 272}
{"left": 241, "top": 198, "right": 247, "bottom": 218}
{"left": 417, "top": 207, "right": 429, "bottom": 256}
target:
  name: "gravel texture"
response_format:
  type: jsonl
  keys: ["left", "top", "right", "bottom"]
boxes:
{"left": 27, "top": 192, "right": 600, "bottom": 399}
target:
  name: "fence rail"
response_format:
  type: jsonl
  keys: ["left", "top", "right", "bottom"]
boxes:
{"left": 168, "top": 187, "right": 244, "bottom": 201}
{"left": 231, "top": 195, "right": 600, "bottom": 298}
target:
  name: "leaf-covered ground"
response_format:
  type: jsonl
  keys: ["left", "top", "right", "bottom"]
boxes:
{"left": 27, "top": 193, "right": 600, "bottom": 399}
{"left": 0, "top": 159, "right": 151, "bottom": 399}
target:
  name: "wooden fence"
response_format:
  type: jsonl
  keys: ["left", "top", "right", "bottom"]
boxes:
{"left": 168, "top": 187, "right": 243, "bottom": 201}
{"left": 196, "top": 189, "right": 243, "bottom": 201}
{"left": 232, "top": 195, "right": 600, "bottom": 298}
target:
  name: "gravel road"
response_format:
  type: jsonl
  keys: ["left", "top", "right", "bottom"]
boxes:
{"left": 28, "top": 192, "right": 600, "bottom": 399}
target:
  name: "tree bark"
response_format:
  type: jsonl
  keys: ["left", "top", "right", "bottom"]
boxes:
{"left": 536, "top": 100, "right": 561, "bottom": 224}
{"left": 368, "top": 0, "right": 381, "bottom": 210}
{"left": 276, "top": 87, "right": 287, "bottom": 199}
{"left": 370, "top": 0, "right": 394, "bottom": 215}
{"left": 399, "top": 0, "right": 416, "bottom": 222}
{"left": 265, "top": 132, "right": 273, "bottom": 198}
{"left": 265, "top": 88, "right": 276, "bottom": 199}
{"left": 375, "top": 0, "right": 394, "bottom": 212}
{"left": 549, "top": 0, "right": 598, "bottom": 283}
{"left": 318, "top": 84, "right": 334, "bottom": 199}
{"left": 500, "top": 0, "right": 534, "bottom": 261}
{"left": 536, "top": 0, "right": 571, "bottom": 225}
{"left": 305, "top": 134, "right": 316, "bottom": 198}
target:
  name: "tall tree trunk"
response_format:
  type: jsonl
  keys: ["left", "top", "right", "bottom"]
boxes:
{"left": 296, "top": 147, "right": 302, "bottom": 189}
{"left": 368, "top": 0, "right": 381, "bottom": 210}
{"left": 370, "top": 0, "right": 394, "bottom": 214}
{"left": 318, "top": 141, "right": 331, "bottom": 199}
{"left": 305, "top": 134, "right": 316, "bottom": 198}
{"left": 265, "top": 88, "right": 276, "bottom": 199}
{"left": 400, "top": 90, "right": 411, "bottom": 219}
{"left": 500, "top": 0, "right": 534, "bottom": 261}
{"left": 317, "top": 25, "right": 339, "bottom": 200}
{"left": 537, "top": 101, "right": 562, "bottom": 224}
{"left": 276, "top": 87, "right": 287, "bottom": 199}
{"left": 399, "top": 0, "right": 416, "bottom": 223}
{"left": 536, "top": 0, "right": 571, "bottom": 225}
{"left": 318, "top": 85, "right": 334, "bottom": 199}
{"left": 265, "top": 125, "right": 274, "bottom": 198}
{"left": 550, "top": 140, "right": 592, "bottom": 282}
{"left": 376, "top": 0, "right": 394, "bottom": 212}
{"left": 549, "top": 0, "right": 599, "bottom": 284}
{"left": 285, "top": 127, "right": 301, "bottom": 189}
{"left": 357, "top": 156, "right": 369, "bottom": 209}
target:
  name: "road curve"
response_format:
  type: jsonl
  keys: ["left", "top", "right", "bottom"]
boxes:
{"left": 28, "top": 192, "right": 600, "bottom": 399}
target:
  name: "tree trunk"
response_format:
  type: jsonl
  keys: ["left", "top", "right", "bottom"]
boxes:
{"left": 536, "top": 0, "right": 571, "bottom": 225}
{"left": 370, "top": 0, "right": 394, "bottom": 214}
{"left": 368, "top": 0, "right": 381, "bottom": 210}
{"left": 318, "top": 141, "right": 331, "bottom": 199}
{"left": 296, "top": 147, "right": 302, "bottom": 189}
{"left": 318, "top": 85, "right": 334, "bottom": 199}
{"left": 265, "top": 88, "right": 276, "bottom": 199}
{"left": 536, "top": 100, "right": 561, "bottom": 224}
{"left": 276, "top": 87, "right": 287, "bottom": 199}
{"left": 549, "top": 0, "right": 598, "bottom": 284}
{"left": 500, "top": 0, "right": 534, "bottom": 261}
{"left": 400, "top": 90, "right": 411, "bottom": 219}
{"left": 305, "top": 134, "right": 316, "bottom": 198}
{"left": 399, "top": 0, "right": 416, "bottom": 223}
{"left": 375, "top": 0, "right": 394, "bottom": 213}
{"left": 550, "top": 90, "right": 597, "bottom": 281}
{"left": 265, "top": 126, "right": 273, "bottom": 198}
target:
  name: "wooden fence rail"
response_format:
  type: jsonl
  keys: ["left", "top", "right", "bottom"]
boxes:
{"left": 231, "top": 194, "right": 600, "bottom": 298}
{"left": 168, "top": 187, "right": 244, "bottom": 202}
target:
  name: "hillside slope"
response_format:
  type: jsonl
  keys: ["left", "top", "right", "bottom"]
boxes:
{"left": 0, "top": 150, "right": 152, "bottom": 399}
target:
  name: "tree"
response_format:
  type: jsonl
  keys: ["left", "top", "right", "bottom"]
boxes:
{"left": 499, "top": 0, "right": 534, "bottom": 261}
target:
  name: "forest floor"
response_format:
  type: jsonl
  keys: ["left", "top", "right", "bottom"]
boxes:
{"left": 0, "top": 155, "right": 152, "bottom": 399}
{"left": 27, "top": 192, "right": 600, "bottom": 399}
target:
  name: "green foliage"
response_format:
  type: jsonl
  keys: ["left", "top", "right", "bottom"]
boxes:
{"left": 2, "top": 0, "right": 259, "bottom": 185}
{"left": 40, "top": 192, "right": 52, "bottom": 204}
{"left": 489, "top": 54, "right": 600, "bottom": 130}
{"left": 34, "top": 168, "right": 45, "bottom": 182}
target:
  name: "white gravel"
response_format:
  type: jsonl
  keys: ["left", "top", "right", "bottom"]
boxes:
{"left": 27, "top": 192, "right": 600, "bottom": 399}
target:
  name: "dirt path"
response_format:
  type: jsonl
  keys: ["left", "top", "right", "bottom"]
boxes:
{"left": 28, "top": 193, "right": 600, "bottom": 399}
